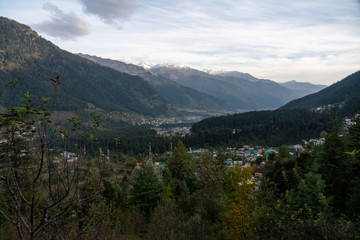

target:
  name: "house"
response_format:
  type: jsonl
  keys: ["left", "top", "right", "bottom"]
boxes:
{"left": 225, "top": 158, "right": 233, "bottom": 167}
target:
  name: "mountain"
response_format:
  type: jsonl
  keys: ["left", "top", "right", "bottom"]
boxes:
{"left": 150, "top": 65, "right": 303, "bottom": 110}
{"left": 77, "top": 54, "right": 235, "bottom": 113}
{"left": 210, "top": 72, "right": 300, "bottom": 107}
{"left": 0, "top": 17, "right": 175, "bottom": 117}
{"left": 207, "top": 71, "right": 260, "bottom": 82}
{"left": 280, "top": 70, "right": 360, "bottom": 110}
{"left": 279, "top": 80, "right": 327, "bottom": 98}
{"left": 150, "top": 65, "right": 266, "bottom": 111}
{"left": 183, "top": 70, "right": 360, "bottom": 147}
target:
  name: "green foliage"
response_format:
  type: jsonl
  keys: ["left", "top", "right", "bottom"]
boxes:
{"left": 146, "top": 200, "right": 186, "bottom": 240}
{"left": 222, "top": 166, "right": 257, "bottom": 239}
{"left": 167, "top": 141, "right": 193, "bottom": 183}
{"left": 0, "top": 82, "right": 113, "bottom": 239}
{"left": 278, "top": 144, "right": 290, "bottom": 159}
{"left": 264, "top": 157, "right": 300, "bottom": 195}
{"left": 286, "top": 172, "right": 328, "bottom": 214}
{"left": 318, "top": 124, "right": 350, "bottom": 212}
{"left": 184, "top": 109, "right": 333, "bottom": 147}
{"left": 193, "top": 151, "right": 226, "bottom": 223}
{"left": 129, "top": 162, "right": 163, "bottom": 216}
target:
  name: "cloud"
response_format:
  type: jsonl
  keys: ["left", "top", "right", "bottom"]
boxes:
{"left": 79, "top": 0, "right": 137, "bottom": 27}
{"left": 33, "top": 3, "right": 89, "bottom": 41}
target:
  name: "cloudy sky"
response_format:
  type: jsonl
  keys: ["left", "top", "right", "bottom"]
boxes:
{"left": 1, "top": 0, "right": 360, "bottom": 85}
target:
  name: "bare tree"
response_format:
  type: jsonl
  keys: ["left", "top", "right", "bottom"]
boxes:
{"left": 0, "top": 79, "right": 111, "bottom": 239}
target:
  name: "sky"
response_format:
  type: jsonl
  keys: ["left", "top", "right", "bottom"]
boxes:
{"left": 1, "top": 0, "right": 360, "bottom": 85}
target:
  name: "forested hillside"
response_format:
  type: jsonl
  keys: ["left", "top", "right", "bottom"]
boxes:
{"left": 281, "top": 70, "right": 360, "bottom": 109}
{"left": 0, "top": 17, "right": 176, "bottom": 117}
{"left": 184, "top": 109, "right": 333, "bottom": 147}
{"left": 1, "top": 93, "right": 359, "bottom": 239}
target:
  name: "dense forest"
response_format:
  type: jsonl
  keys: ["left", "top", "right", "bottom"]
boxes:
{"left": 183, "top": 109, "right": 334, "bottom": 147}
{"left": 1, "top": 90, "right": 359, "bottom": 239}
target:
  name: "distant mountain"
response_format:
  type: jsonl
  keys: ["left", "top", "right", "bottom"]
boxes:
{"left": 209, "top": 71, "right": 263, "bottom": 82}
{"left": 0, "top": 17, "right": 176, "bottom": 117}
{"left": 150, "top": 65, "right": 264, "bottom": 111}
{"left": 280, "top": 70, "right": 360, "bottom": 110}
{"left": 150, "top": 65, "right": 304, "bottom": 110}
{"left": 211, "top": 72, "right": 299, "bottom": 107}
{"left": 78, "top": 54, "right": 235, "bottom": 113}
{"left": 279, "top": 81, "right": 327, "bottom": 98}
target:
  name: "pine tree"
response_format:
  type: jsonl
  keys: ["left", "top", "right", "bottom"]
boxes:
{"left": 129, "top": 162, "right": 162, "bottom": 216}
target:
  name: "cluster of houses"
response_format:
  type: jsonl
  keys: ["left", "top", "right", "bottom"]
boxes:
{"left": 53, "top": 151, "right": 78, "bottom": 163}
{"left": 343, "top": 113, "right": 359, "bottom": 132}
{"left": 313, "top": 102, "right": 346, "bottom": 113}
{"left": 154, "top": 126, "right": 191, "bottom": 137}
{"left": 188, "top": 144, "right": 306, "bottom": 167}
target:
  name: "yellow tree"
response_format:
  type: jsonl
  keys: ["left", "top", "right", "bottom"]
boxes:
{"left": 222, "top": 166, "right": 257, "bottom": 240}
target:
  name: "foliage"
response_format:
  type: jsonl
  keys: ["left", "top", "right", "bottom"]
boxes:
{"left": 167, "top": 141, "right": 193, "bottom": 185}
{"left": 146, "top": 200, "right": 186, "bottom": 240}
{"left": 278, "top": 144, "right": 290, "bottom": 159}
{"left": 318, "top": 124, "right": 349, "bottom": 212}
{"left": 193, "top": 151, "right": 226, "bottom": 224}
{"left": 222, "top": 166, "right": 257, "bottom": 239}
{"left": 0, "top": 84, "right": 110, "bottom": 239}
{"left": 129, "top": 162, "right": 162, "bottom": 216}
{"left": 184, "top": 109, "right": 333, "bottom": 147}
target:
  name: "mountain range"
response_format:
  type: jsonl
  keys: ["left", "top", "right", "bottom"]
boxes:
{"left": 1, "top": 16, "right": 331, "bottom": 124}
{"left": 279, "top": 80, "right": 327, "bottom": 98}
{"left": 0, "top": 17, "right": 176, "bottom": 117}
{"left": 149, "top": 65, "right": 326, "bottom": 111}
{"left": 78, "top": 54, "right": 235, "bottom": 113}
{"left": 77, "top": 54, "right": 327, "bottom": 112}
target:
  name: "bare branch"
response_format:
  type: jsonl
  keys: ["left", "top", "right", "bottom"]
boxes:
{"left": 72, "top": 209, "right": 113, "bottom": 240}
{"left": 0, "top": 209, "right": 16, "bottom": 225}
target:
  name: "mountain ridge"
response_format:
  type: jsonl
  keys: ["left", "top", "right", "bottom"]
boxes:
{"left": 279, "top": 80, "right": 327, "bottom": 98}
{"left": 149, "top": 65, "right": 324, "bottom": 110}
{"left": 0, "top": 17, "right": 176, "bottom": 117}
{"left": 280, "top": 70, "right": 360, "bottom": 110}
{"left": 78, "top": 54, "right": 235, "bottom": 113}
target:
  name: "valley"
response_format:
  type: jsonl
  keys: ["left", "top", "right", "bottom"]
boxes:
{"left": 0, "top": 16, "right": 359, "bottom": 240}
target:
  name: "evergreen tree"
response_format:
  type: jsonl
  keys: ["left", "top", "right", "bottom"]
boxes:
{"left": 193, "top": 151, "right": 226, "bottom": 223}
{"left": 167, "top": 141, "right": 192, "bottom": 182}
{"left": 278, "top": 144, "right": 290, "bottom": 159}
{"left": 318, "top": 124, "right": 349, "bottom": 212}
{"left": 129, "top": 162, "right": 162, "bottom": 216}
{"left": 167, "top": 141, "right": 194, "bottom": 200}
